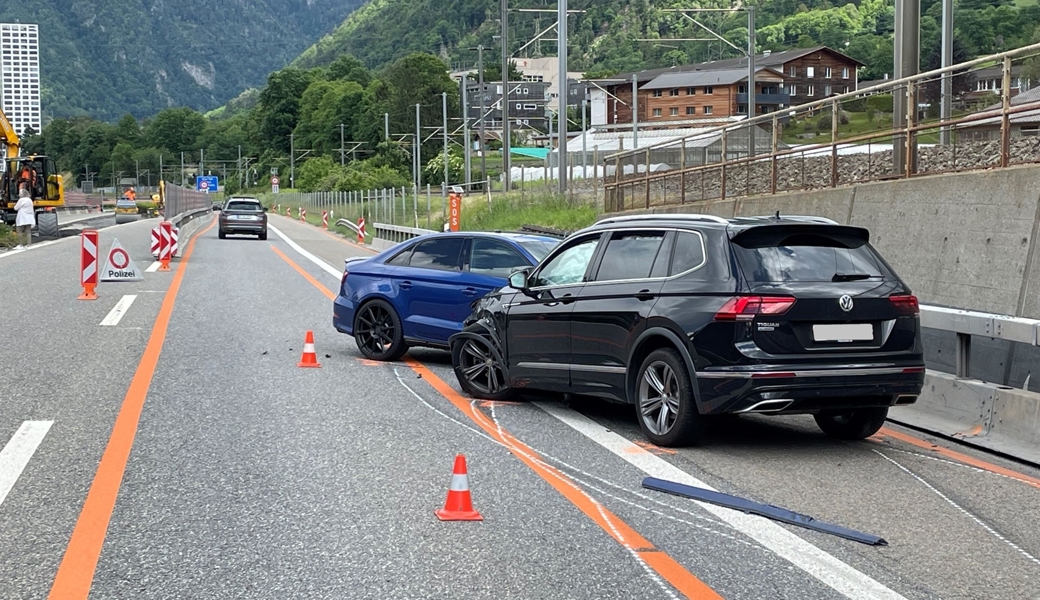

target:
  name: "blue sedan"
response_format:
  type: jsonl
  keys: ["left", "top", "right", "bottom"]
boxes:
{"left": 333, "top": 232, "right": 559, "bottom": 361}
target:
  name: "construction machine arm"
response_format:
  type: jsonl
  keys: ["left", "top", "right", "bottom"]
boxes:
{"left": 0, "top": 108, "right": 19, "bottom": 159}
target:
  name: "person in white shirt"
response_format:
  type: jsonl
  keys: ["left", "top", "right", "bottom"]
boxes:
{"left": 13, "top": 187, "right": 35, "bottom": 248}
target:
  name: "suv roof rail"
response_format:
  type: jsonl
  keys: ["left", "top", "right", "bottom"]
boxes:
{"left": 595, "top": 213, "right": 729, "bottom": 225}
{"left": 735, "top": 215, "right": 840, "bottom": 225}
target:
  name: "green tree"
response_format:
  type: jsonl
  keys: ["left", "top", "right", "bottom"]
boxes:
{"left": 115, "top": 114, "right": 142, "bottom": 147}
{"left": 327, "top": 54, "right": 372, "bottom": 87}
{"left": 297, "top": 155, "right": 337, "bottom": 191}
{"left": 254, "top": 68, "right": 317, "bottom": 154}
{"left": 144, "top": 107, "right": 206, "bottom": 153}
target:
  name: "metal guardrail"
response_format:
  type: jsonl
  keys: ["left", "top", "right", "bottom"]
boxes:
{"left": 921, "top": 305, "right": 1040, "bottom": 378}
{"left": 335, "top": 218, "right": 362, "bottom": 237}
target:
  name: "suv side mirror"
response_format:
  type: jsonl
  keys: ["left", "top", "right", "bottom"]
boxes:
{"left": 212, "top": 205, "right": 221, "bottom": 212}
{"left": 263, "top": 207, "right": 269, "bottom": 212}
{"left": 508, "top": 268, "right": 531, "bottom": 291}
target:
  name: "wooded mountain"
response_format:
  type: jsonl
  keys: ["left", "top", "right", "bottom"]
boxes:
{"left": 293, "top": 0, "right": 1039, "bottom": 86}
{"left": 1, "top": 0, "right": 364, "bottom": 122}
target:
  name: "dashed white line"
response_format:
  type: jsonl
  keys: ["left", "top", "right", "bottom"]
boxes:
{"left": 145, "top": 261, "right": 161, "bottom": 273}
{"left": 535, "top": 402, "right": 911, "bottom": 600}
{"left": 99, "top": 294, "right": 138, "bottom": 326}
{"left": 0, "top": 421, "right": 53, "bottom": 508}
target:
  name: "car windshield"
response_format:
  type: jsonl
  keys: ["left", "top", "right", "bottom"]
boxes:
{"left": 226, "top": 201, "right": 262, "bottom": 212}
{"left": 518, "top": 239, "right": 559, "bottom": 262}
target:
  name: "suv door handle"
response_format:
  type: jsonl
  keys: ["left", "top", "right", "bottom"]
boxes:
{"left": 399, "top": 281, "right": 413, "bottom": 290}
{"left": 635, "top": 289, "right": 655, "bottom": 301}
{"left": 462, "top": 287, "right": 479, "bottom": 297}
{"left": 560, "top": 293, "right": 575, "bottom": 305}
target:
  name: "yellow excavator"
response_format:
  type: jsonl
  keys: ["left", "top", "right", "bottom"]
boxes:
{"left": 1, "top": 108, "right": 64, "bottom": 224}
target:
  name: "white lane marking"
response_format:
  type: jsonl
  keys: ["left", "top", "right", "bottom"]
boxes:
{"left": 145, "top": 261, "right": 161, "bottom": 273}
{"left": 0, "top": 238, "right": 66, "bottom": 259}
{"left": 268, "top": 224, "right": 342, "bottom": 279}
{"left": 0, "top": 421, "right": 53, "bottom": 507}
{"left": 535, "top": 402, "right": 911, "bottom": 600}
{"left": 99, "top": 295, "right": 138, "bottom": 326}
{"left": 874, "top": 450, "right": 1040, "bottom": 566}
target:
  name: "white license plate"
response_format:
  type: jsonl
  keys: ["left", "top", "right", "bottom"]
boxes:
{"left": 812, "top": 323, "right": 873, "bottom": 342}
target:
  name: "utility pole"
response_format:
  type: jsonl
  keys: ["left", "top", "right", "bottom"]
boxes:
{"left": 180, "top": 152, "right": 184, "bottom": 186}
{"left": 159, "top": 154, "right": 163, "bottom": 184}
{"left": 135, "top": 160, "right": 140, "bottom": 188}
{"left": 340, "top": 123, "right": 346, "bottom": 165}
{"left": 940, "top": 0, "right": 953, "bottom": 145}
{"left": 415, "top": 103, "right": 422, "bottom": 189}
{"left": 462, "top": 75, "right": 472, "bottom": 185}
{"left": 558, "top": 0, "right": 568, "bottom": 194}
{"left": 237, "top": 145, "right": 242, "bottom": 190}
{"left": 632, "top": 73, "right": 639, "bottom": 147}
{"left": 501, "top": 0, "right": 511, "bottom": 191}
{"left": 478, "top": 45, "right": 487, "bottom": 181}
{"left": 442, "top": 91, "right": 449, "bottom": 197}
{"left": 200, "top": 148, "right": 204, "bottom": 177}
{"left": 581, "top": 96, "right": 587, "bottom": 179}
{"left": 747, "top": 6, "right": 756, "bottom": 157}
{"left": 893, "top": 0, "right": 920, "bottom": 174}
{"left": 290, "top": 133, "right": 295, "bottom": 189}
{"left": 384, "top": 112, "right": 390, "bottom": 141}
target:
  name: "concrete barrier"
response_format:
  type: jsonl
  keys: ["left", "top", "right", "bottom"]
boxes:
{"left": 891, "top": 371, "right": 1040, "bottom": 463}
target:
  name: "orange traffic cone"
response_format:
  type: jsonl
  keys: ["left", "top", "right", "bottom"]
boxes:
{"left": 435, "top": 454, "right": 483, "bottom": 521}
{"left": 297, "top": 331, "right": 321, "bottom": 368}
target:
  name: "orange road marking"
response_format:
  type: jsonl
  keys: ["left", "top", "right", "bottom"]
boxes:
{"left": 479, "top": 400, "right": 523, "bottom": 407}
{"left": 877, "top": 427, "right": 1040, "bottom": 490}
{"left": 48, "top": 218, "right": 217, "bottom": 600}
{"left": 634, "top": 440, "right": 678, "bottom": 455}
{"left": 276, "top": 245, "right": 721, "bottom": 599}
{"left": 270, "top": 245, "right": 336, "bottom": 301}
{"left": 358, "top": 358, "right": 383, "bottom": 367}
{"left": 404, "top": 358, "right": 721, "bottom": 600}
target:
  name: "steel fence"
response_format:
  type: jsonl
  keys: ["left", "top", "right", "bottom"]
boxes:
{"left": 259, "top": 185, "right": 447, "bottom": 230}
{"left": 162, "top": 181, "right": 211, "bottom": 218}
{"left": 603, "top": 42, "right": 1040, "bottom": 213}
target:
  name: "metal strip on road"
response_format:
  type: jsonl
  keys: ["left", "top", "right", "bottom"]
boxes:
{"left": 268, "top": 224, "right": 343, "bottom": 279}
{"left": 99, "top": 295, "right": 138, "bottom": 327}
{"left": 0, "top": 421, "right": 53, "bottom": 508}
{"left": 534, "top": 402, "right": 912, "bottom": 600}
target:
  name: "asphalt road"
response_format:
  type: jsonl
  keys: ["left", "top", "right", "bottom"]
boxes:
{"left": 1, "top": 213, "right": 1038, "bottom": 599}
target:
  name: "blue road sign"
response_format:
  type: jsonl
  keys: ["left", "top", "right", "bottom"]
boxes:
{"left": 196, "top": 175, "right": 219, "bottom": 193}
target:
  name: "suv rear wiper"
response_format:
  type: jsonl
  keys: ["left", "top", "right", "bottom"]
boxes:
{"left": 832, "top": 273, "right": 876, "bottom": 282}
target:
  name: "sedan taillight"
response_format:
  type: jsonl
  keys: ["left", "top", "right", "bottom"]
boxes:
{"left": 889, "top": 294, "right": 919, "bottom": 315}
{"left": 714, "top": 296, "right": 796, "bottom": 321}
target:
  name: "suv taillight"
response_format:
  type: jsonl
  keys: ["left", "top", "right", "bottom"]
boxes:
{"left": 714, "top": 296, "right": 796, "bottom": 321}
{"left": 890, "top": 294, "right": 919, "bottom": 315}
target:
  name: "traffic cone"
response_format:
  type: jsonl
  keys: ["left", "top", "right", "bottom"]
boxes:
{"left": 297, "top": 330, "right": 321, "bottom": 368}
{"left": 435, "top": 454, "right": 483, "bottom": 521}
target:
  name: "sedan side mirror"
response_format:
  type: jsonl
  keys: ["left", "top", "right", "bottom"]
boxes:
{"left": 508, "top": 268, "right": 531, "bottom": 292}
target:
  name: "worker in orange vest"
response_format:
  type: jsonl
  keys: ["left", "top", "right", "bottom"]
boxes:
{"left": 125, "top": 186, "right": 137, "bottom": 202}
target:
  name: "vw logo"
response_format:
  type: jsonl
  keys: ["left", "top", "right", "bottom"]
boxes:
{"left": 839, "top": 295, "right": 854, "bottom": 312}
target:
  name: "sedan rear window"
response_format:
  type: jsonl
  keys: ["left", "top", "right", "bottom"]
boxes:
{"left": 226, "top": 201, "right": 262, "bottom": 212}
{"left": 733, "top": 231, "right": 887, "bottom": 283}
{"left": 409, "top": 237, "right": 465, "bottom": 271}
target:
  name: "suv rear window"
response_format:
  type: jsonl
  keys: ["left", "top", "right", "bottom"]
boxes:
{"left": 733, "top": 229, "right": 886, "bottom": 283}
{"left": 226, "top": 201, "right": 262, "bottom": 212}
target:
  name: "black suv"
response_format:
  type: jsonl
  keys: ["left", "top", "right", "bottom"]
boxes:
{"left": 449, "top": 214, "right": 925, "bottom": 446}
{"left": 217, "top": 197, "right": 268, "bottom": 240}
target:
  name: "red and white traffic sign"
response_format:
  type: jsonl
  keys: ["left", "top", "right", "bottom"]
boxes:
{"left": 151, "top": 225, "right": 179, "bottom": 257}
{"left": 322, "top": 210, "right": 328, "bottom": 229}
{"left": 79, "top": 229, "right": 99, "bottom": 300}
{"left": 158, "top": 221, "right": 173, "bottom": 271}
{"left": 357, "top": 216, "right": 366, "bottom": 244}
{"left": 271, "top": 176, "right": 280, "bottom": 194}
{"left": 101, "top": 238, "right": 143, "bottom": 281}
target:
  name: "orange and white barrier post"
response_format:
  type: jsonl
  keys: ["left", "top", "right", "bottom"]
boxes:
{"left": 158, "top": 221, "right": 173, "bottom": 271}
{"left": 285, "top": 206, "right": 291, "bottom": 217}
{"left": 357, "top": 216, "right": 366, "bottom": 244}
{"left": 300, "top": 207, "right": 307, "bottom": 222}
{"left": 322, "top": 210, "right": 328, "bottom": 229}
{"left": 78, "top": 229, "right": 99, "bottom": 300}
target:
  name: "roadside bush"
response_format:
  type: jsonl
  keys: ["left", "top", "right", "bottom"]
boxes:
{"left": 866, "top": 94, "right": 894, "bottom": 114}
{"left": 0, "top": 224, "right": 20, "bottom": 248}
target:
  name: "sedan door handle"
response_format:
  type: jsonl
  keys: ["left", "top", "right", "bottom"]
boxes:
{"left": 399, "top": 281, "right": 413, "bottom": 290}
{"left": 635, "top": 289, "right": 655, "bottom": 301}
{"left": 462, "top": 287, "right": 479, "bottom": 297}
